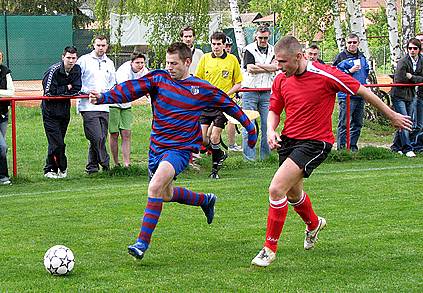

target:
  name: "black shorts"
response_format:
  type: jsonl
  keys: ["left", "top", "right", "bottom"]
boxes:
{"left": 277, "top": 135, "right": 332, "bottom": 178}
{"left": 199, "top": 110, "right": 228, "bottom": 129}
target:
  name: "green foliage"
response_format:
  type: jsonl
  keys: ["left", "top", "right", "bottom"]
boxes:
{"left": 94, "top": 0, "right": 110, "bottom": 35}
{"left": 365, "top": 6, "right": 390, "bottom": 48}
{"left": 3, "top": 0, "right": 92, "bottom": 28}
{"left": 125, "top": 0, "right": 211, "bottom": 68}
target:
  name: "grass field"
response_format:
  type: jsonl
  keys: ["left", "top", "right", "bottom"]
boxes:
{"left": 1, "top": 106, "right": 422, "bottom": 292}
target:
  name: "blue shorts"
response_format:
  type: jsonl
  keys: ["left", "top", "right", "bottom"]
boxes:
{"left": 148, "top": 149, "right": 191, "bottom": 179}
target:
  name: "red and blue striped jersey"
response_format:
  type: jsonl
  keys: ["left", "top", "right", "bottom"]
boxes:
{"left": 98, "top": 70, "right": 257, "bottom": 153}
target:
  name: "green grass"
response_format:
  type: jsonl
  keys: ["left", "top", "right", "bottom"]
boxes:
{"left": 1, "top": 106, "right": 422, "bottom": 292}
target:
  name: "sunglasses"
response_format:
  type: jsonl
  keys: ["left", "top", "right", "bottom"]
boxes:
{"left": 408, "top": 46, "right": 419, "bottom": 50}
{"left": 258, "top": 36, "right": 269, "bottom": 40}
{"left": 347, "top": 41, "right": 358, "bottom": 44}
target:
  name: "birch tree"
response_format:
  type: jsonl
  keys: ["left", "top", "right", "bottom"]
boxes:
{"left": 228, "top": 0, "right": 246, "bottom": 57}
{"left": 332, "top": 0, "right": 345, "bottom": 52}
{"left": 419, "top": 0, "right": 423, "bottom": 32}
{"left": 346, "top": 0, "right": 371, "bottom": 59}
{"left": 385, "top": 0, "right": 401, "bottom": 69}
{"left": 402, "top": 0, "right": 417, "bottom": 50}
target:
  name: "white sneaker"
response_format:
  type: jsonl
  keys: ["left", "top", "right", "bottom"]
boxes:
{"left": 0, "top": 176, "right": 11, "bottom": 185}
{"left": 57, "top": 169, "right": 67, "bottom": 178}
{"left": 405, "top": 151, "right": 416, "bottom": 158}
{"left": 397, "top": 151, "right": 403, "bottom": 155}
{"left": 304, "top": 217, "right": 327, "bottom": 250}
{"left": 44, "top": 171, "right": 58, "bottom": 179}
{"left": 228, "top": 144, "right": 242, "bottom": 152}
{"left": 251, "top": 247, "right": 276, "bottom": 267}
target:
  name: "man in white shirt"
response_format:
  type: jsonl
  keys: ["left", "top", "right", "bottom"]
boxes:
{"left": 111, "top": 52, "right": 149, "bottom": 167}
{"left": 77, "top": 35, "right": 116, "bottom": 174}
{"left": 242, "top": 25, "right": 278, "bottom": 161}
{"left": 180, "top": 26, "right": 204, "bottom": 75}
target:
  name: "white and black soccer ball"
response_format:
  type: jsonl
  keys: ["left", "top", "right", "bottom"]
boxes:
{"left": 43, "top": 245, "right": 75, "bottom": 275}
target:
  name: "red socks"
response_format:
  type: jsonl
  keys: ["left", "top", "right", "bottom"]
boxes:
{"left": 290, "top": 192, "right": 319, "bottom": 231}
{"left": 264, "top": 196, "right": 288, "bottom": 253}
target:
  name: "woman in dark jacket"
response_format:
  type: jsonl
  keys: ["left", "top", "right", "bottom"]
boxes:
{"left": 0, "top": 50, "right": 15, "bottom": 185}
{"left": 390, "top": 38, "right": 423, "bottom": 157}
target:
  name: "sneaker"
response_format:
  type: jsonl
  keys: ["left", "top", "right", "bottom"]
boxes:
{"left": 0, "top": 176, "right": 11, "bottom": 185}
{"left": 228, "top": 144, "right": 242, "bottom": 152}
{"left": 57, "top": 169, "right": 67, "bottom": 178}
{"left": 304, "top": 216, "right": 327, "bottom": 250}
{"left": 201, "top": 193, "right": 216, "bottom": 224}
{"left": 397, "top": 151, "right": 403, "bottom": 155}
{"left": 44, "top": 171, "right": 58, "bottom": 179}
{"left": 128, "top": 241, "right": 148, "bottom": 260}
{"left": 209, "top": 170, "right": 220, "bottom": 179}
{"left": 405, "top": 151, "right": 416, "bottom": 158}
{"left": 251, "top": 247, "right": 276, "bottom": 267}
{"left": 189, "top": 161, "right": 201, "bottom": 171}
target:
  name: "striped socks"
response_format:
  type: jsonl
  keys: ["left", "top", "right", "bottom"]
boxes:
{"left": 169, "top": 187, "right": 208, "bottom": 206}
{"left": 137, "top": 197, "right": 163, "bottom": 249}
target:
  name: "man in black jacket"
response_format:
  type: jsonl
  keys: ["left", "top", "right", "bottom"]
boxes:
{"left": 42, "top": 46, "right": 82, "bottom": 178}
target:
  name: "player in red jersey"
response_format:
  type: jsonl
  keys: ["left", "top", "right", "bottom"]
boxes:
{"left": 251, "top": 36, "right": 412, "bottom": 267}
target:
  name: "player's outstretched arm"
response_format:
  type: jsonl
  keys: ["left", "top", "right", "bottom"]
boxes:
{"left": 357, "top": 85, "right": 412, "bottom": 131}
{"left": 267, "top": 110, "right": 281, "bottom": 150}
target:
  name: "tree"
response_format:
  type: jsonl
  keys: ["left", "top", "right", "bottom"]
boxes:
{"left": 228, "top": 0, "right": 246, "bottom": 56}
{"left": 346, "top": 0, "right": 370, "bottom": 59}
{"left": 332, "top": 0, "right": 345, "bottom": 51}
{"left": 385, "top": 0, "right": 402, "bottom": 70}
{"left": 3, "top": 0, "right": 92, "bottom": 28}
{"left": 401, "top": 0, "right": 417, "bottom": 50}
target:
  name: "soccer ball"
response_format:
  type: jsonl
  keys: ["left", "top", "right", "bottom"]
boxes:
{"left": 43, "top": 245, "right": 75, "bottom": 275}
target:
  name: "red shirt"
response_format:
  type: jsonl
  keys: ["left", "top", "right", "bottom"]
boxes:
{"left": 269, "top": 61, "right": 361, "bottom": 144}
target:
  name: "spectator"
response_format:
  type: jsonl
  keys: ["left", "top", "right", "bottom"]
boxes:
{"left": 41, "top": 46, "right": 82, "bottom": 179}
{"left": 196, "top": 31, "right": 244, "bottom": 179}
{"left": 333, "top": 33, "right": 370, "bottom": 152}
{"left": 251, "top": 36, "right": 411, "bottom": 268}
{"left": 180, "top": 26, "right": 204, "bottom": 75}
{"left": 0, "top": 49, "right": 15, "bottom": 185}
{"left": 89, "top": 42, "right": 257, "bottom": 261}
{"left": 77, "top": 35, "right": 116, "bottom": 174}
{"left": 305, "top": 43, "right": 325, "bottom": 64}
{"left": 414, "top": 34, "right": 423, "bottom": 135}
{"left": 110, "top": 52, "right": 149, "bottom": 167}
{"left": 242, "top": 25, "right": 278, "bottom": 161}
{"left": 390, "top": 38, "right": 423, "bottom": 157}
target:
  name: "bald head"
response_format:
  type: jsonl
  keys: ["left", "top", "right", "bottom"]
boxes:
{"left": 275, "top": 36, "right": 303, "bottom": 56}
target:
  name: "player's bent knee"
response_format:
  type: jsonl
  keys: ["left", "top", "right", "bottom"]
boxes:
{"left": 268, "top": 185, "right": 286, "bottom": 201}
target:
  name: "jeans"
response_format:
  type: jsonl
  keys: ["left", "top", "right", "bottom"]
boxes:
{"left": 416, "top": 98, "right": 423, "bottom": 130}
{"left": 0, "top": 114, "right": 9, "bottom": 178}
{"left": 241, "top": 91, "right": 271, "bottom": 161}
{"left": 392, "top": 98, "right": 414, "bottom": 152}
{"left": 337, "top": 99, "right": 365, "bottom": 151}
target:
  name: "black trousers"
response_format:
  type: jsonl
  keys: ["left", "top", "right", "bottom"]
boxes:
{"left": 42, "top": 110, "right": 70, "bottom": 173}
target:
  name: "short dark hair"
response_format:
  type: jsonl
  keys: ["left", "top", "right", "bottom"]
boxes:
{"left": 308, "top": 44, "right": 320, "bottom": 50}
{"left": 94, "top": 35, "right": 108, "bottom": 42}
{"left": 63, "top": 46, "right": 77, "bottom": 55}
{"left": 210, "top": 31, "right": 227, "bottom": 44}
{"left": 408, "top": 38, "right": 422, "bottom": 50}
{"left": 131, "top": 52, "right": 146, "bottom": 62}
{"left": 275, "top": 35, "right": 302, "bottom": 55}
{"left": 180, "top": 26, "right": 195, "bottom": 38}
{"left": 167, "top": 42, "right": 192, "bottom": 61}
{"left": 256, "top": 25, "right": 271, "bottom": 34}
{"left": 347, "top": 33, "right": 359, "bottom": 40}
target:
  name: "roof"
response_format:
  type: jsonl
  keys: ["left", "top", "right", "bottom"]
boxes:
{"left": 253, "top": 13, "right": 279, "bottom": 24}
{"left": 240, "top": 13, "right": 263, "bottom": 24}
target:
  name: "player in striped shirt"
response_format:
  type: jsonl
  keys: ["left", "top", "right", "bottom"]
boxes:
{"left": 89, "top": 42, "right": 257, "bottom": 261}
{"left": 251, "top": 36, "right": 412, "bottom": 267}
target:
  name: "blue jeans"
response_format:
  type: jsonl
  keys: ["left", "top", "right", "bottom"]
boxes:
{"left": 392, "top": 98, "right": 413, "bottom": 152}
{"left": 241, "top": 91, "right": 271, "bottom": 161}
{"left": 337, "top": 99, "right": 365, "bottom": 151}
{"left": 416, "top": 98, "right": 423, "bottom": 130}
{"left": 0, "top": 114, "right": 9, "bottom": 178}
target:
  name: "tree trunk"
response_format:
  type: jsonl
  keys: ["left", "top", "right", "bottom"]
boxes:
{"left": 228, "top": 0, "right": 246, "bottom": 57}
{"left": 402, "top": 0, "right": 417, "bottom": 50}
{"left": 385, "top": 0, "right": 401, "bottom": 70}
{"left": 346, "top": 0, "right": 371, "bottom": 59}
{"left": 419, "top": 0, "right": 423, "bottom": 32}
{"left": 332, "top": 0, "right": 344, "bottom": 52}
